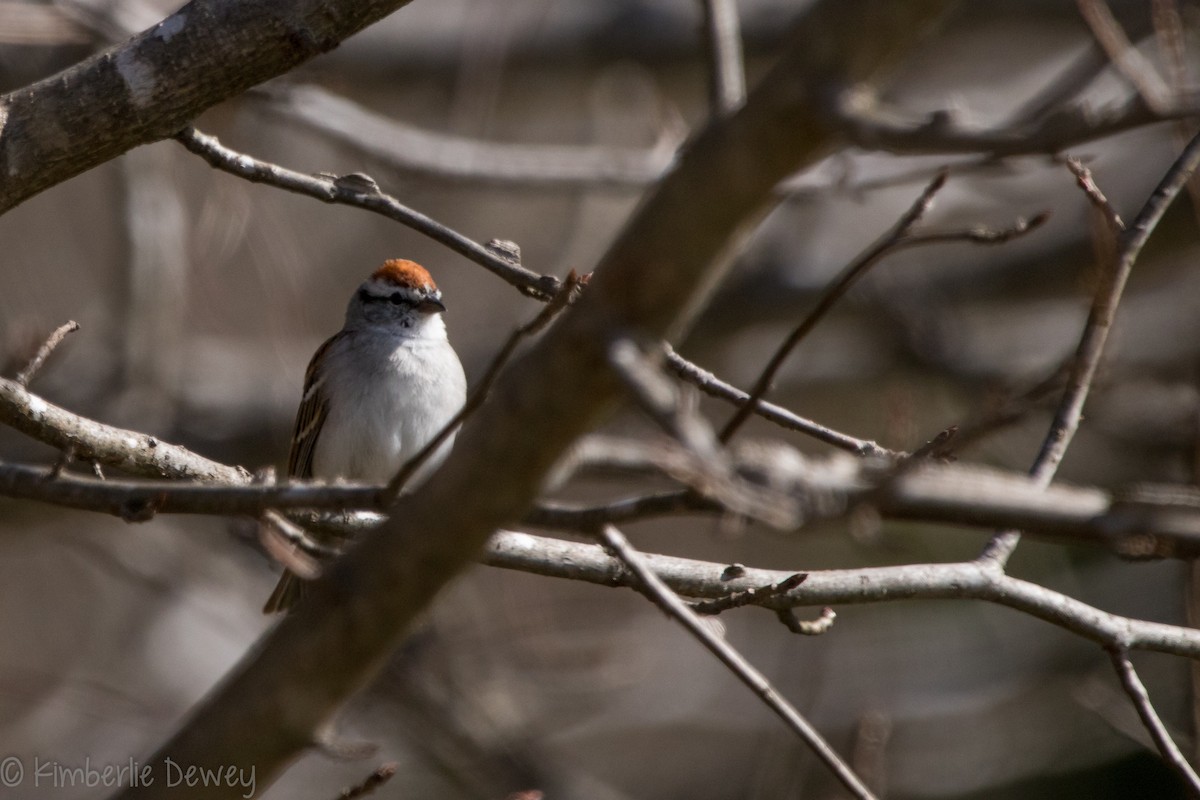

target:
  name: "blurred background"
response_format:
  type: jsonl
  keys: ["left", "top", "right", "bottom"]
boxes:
{"left": 1, "top": 0, "right": 1199, "bottom": 797}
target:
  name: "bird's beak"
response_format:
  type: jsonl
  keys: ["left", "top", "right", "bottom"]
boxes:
{"left": 418, "top": 296, "right": 446, "bottom": 314}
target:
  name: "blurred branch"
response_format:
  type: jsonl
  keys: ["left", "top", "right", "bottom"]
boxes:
{"left": 1108, "top": 650, "right": 1200, "bottom": 792}
{"left": 262, "top": 84, "right": 679, "bottom": 190}
{"left": 0, "top": 0, "right": 420, "bottom": 215}
{"left": 607, "top": 336, "right": 797, "bottom": 528}
{"left": 174, "top": 127, "right": 561, "bottom": 301}
{"left": 596, "top": 524, "right": 876, "bottom": 800}
{"left": 698, "top": 0, "right": 747, "bottom": 116}
{"left": 837, "top": 84, "right": 1200, "bottom": 157}
{"left": 982, "top": 129, "right": 1200, "bottom": 565}
{"left": 1077, "top": 0, "right": 1172, "bottom": 114}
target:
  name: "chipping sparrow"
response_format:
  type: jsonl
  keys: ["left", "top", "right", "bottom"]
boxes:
{"left": 263, "top": 258, "right": 467, "bottom": 613}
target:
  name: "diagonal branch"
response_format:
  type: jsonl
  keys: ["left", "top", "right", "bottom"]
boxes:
{"left": 13, "top": 320, "right": 79, "bottom": 387}
{"left": 597, "top": 524, "right": 875, "bottom": 799}
{"left": 719, "top": 171, "right": 1048, "bottom": 442}
{"left": 1108, "top": 649, "right": 1200, "bottom": 792}
{"left": 174, "top": 127, "right": 560, "bottom": 300}
{"left": 981, "top": 129, "right": 1200, "bottom": 565}
{"left": 0, "top": 375, "right": 249, "bottom": 483}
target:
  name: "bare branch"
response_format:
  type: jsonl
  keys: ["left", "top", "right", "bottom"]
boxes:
{"left": 13, "top": 320, "right": 79, "bottom": 387}
{"left": 717, "top": 170, "right": 949, "bottom": 441}
{"left": 0, "top": 459, "right": 378, "bottom": 519}
{"left": 1108, "top": 650, "right": 1200, "bottom": 792}
{"left": 663, "top": 347, "right": 895, "bottom": 458}
{"left": 720, "top": 172, "right": 1047, "bottom": 443}
{"left": 982, "top": 129, "right": 1200, "bottom": 565}
{"left": 836, "top": 76, "right": 1200, "bottom": 157}
{"left": 1064, "top": 156, "right": 1127, "bottom": 234}
{"left": 608, "top": 337, "right": 797, "bottom": 527}
{"left": 698, "top": 0, "right": 747, "bottom": 115}
{"left": 484, "top": 530, "right": 1200, "bottom": 659}
{"left": 597, "top": 524, "right": 876, "bottom": 800}
{"left": 0, "top": 376, "right": 249, "bottom": 483}
{"left": 0, "top": 0, "right": 421, "bottom": 214}
{"left": 689, "top": 573, "right": 808, "bottom": 614}
{"left": 1077, "top": 0, "right": 1173, "bottom": 114}
{"left": 174, "top": 127, "right": 561, "bottom": 301}
{"left": 262, "top": 84, "right": 678, "bottom": 191}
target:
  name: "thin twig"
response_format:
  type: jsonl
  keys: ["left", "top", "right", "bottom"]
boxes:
{"left": 718, "top": 170, "right": 949, "bottom": 441}
{"left": 1063, "top": 157, "right": 1126, "bottom": 234}
{"left": 690, "top": 573, "right": 808, "bottom": 615}
{"left": 174, "top": 127, "right": 560, "bottom": 301}
{"left": 608, "top": 336, "right": 797, "bottom": 528}
{"left": 698, "top": 0, "right": 746, "bottom": 115}
{"left": 13, "top": 320, "right": 79, "bottom": 387}
{"left": 981, "top": 130, "right": 1200, "bottom": 565}
{"left": 382, "top": 269, "right": 583, "bottom": 502}
{"left": 719, "top": 174, "right": 1046, "bottom": 444}
{"left": 664, "top": 346, "right": 895, "bottom": 458}
{"left": 597, "top": 524, "right": 876, "bottom": 800}
{"left": 1108, "top": 649, "right": 1200, "bottom": 794}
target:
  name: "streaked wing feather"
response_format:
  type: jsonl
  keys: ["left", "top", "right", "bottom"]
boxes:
{"left": 288, "top": 335, "right": 336, "bottom": 478}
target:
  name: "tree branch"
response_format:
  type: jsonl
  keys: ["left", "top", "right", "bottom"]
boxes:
{"left": 0, "top": 0, "right": 421, "bottom": 215}
{"left": 174, "top": 127, "right": 560, "bottom": 300}
{"left": 1108, "top": 649, "right": 1200, "bottom": 792}
{"left": 484, "top": 530, "right": 1200, "bottom": 660}
{"left": 597, "top": 524, "right": 875, "bottom": 799}
{"left": 0, "top": 376, "right": 249, "bottom": 483}
{"left": 982, "top": 129, "right": 1200, "bottom": 565}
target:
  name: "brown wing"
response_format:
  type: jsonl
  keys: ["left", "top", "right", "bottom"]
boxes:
{"left": 287, "top": 334, "right": 337, "bottom": 479}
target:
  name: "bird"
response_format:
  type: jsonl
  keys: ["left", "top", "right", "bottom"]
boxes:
{"left": 263, "top": 258, "right": 467, "bottom": 613}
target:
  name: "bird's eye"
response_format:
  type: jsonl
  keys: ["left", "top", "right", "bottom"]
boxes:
{"left": 389, "top": 292, "right": 403, "bottom": 305}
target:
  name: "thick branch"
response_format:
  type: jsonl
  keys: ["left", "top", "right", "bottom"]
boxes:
{"left": 0, "top": 0, "right": 416, "bottom": 214}
{"left": 0, "top": 376, "right": 248, "bottom": 483}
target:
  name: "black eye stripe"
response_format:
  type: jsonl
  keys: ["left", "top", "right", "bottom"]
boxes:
{"left": 359, "top": 287, "right": 423, "bottom": 305}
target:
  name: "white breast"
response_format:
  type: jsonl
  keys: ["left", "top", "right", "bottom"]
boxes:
{"left": 311, "top": 325, "right": 466, "bottom": 485}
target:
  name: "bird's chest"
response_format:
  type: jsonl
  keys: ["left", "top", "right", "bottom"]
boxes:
{"left": 315, "top": 340, "right": 456, "bottom": 482}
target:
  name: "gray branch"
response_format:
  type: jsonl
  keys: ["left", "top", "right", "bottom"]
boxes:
{"left": 0, "top": 0, "right": 419, "bottom": 214}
